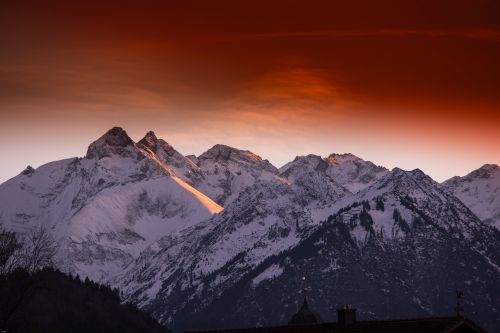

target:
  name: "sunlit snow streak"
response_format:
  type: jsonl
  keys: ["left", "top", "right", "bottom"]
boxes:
{"left": 171, "top": 176, "right": 223, "bottom": 214}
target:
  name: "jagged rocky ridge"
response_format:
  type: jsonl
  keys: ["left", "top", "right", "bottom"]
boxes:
{"left": 0, "top": 127, "right": 499, "bottom": 332}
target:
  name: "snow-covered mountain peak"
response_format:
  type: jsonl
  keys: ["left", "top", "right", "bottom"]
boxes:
{"left": 481, "top": 163, "right": 499, "bottom": 170}
{"left": 324, "top": 153, "right": 389, "bottom": 193}
{"left": 324, "top": 152, "right": 362, "bottom": 165}
{"left": 279, "top": 153, "right": 388, "bottom": 194}
{"left": 347, "top": 167, "right": 443, "bottom": 209}
{"left": 138, "top": 130, "right": 159, "bottom": 149}
{"left": 200, "top": 144, "right": 244, "bottom": 160}
{"left": 408, "top": 168, "right": 439, "bottom": 185}
{"left": 279, "top": 154, "right": 328, "bottom": 180}
{"left": 468, "top": 164, "right": 499, "bottom": 179}
{"left": 193, "top": 145, "right": 279, "bottom": 206}
{"left": 347, "top": 165, "right": 486, "bottom": 241}
{"left": 378, "top": 167, "right": 438, "bottom": 191}
{"left": 86, "top": 127, "right": 137, "bottom": 159}
{"left": 391, "top": 167, "right": 430, "bottom": 182}
{"left": 277, "top": 154, "right": 348, "bottom": 206}
{"left": 443, "top": 163, "right": 500, "bottom": 229}
{"left": 198, "top": 144, "right": 276, "bottom": 172}
{"left": 138, "top": 131, "right": 175, "bottom": 157}
{"left": 136, "top": 131, "right": 202, "bottom": 186}
{"left": 406, "top": 167, "right": 436, "bottom": 183}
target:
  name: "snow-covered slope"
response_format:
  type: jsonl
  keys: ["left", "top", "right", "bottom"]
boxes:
{"left": 443, "top": 164, "right": 500, "bottom": 230}
{"left": 115, "top": 169, "right": 348, "bottom": 317}
{"left": 0, "top": 127, "right": 222, "bottom": 281}
{"left": 141, "top": 167, "right": 500, "bottom": 332}
{"left": 114, "top": 156, "right": 357, "bottom": 320}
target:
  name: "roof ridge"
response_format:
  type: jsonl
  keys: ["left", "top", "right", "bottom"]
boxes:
{"left": 442, "top": 317, "right": 487, "bottom": 333}
{"left": 354, "top": 316, "right": 461, "bottom": 323}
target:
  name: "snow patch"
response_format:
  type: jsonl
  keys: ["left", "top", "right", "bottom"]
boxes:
{"left": 252, "top": 264, "right": 284, "bottom": 287}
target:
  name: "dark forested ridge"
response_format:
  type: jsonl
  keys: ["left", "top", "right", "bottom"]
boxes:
{"left": 0, "top": 268, "right": 169, "bottom": 333}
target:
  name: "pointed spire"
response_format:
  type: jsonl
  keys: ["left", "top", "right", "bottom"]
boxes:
{"left": 301, "top": 276, "right": 310, "bottom": 310}
{"left": 455, "top": 290, "right": 464, "bottom": 317}
{"left": 302, "top": 287, "right": 309, "bottom": 310}
{"left": 288, "top": 275, "right": 322, "bottom": 325}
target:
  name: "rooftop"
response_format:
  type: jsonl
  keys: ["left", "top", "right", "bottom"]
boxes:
{"left": 188, "top": 316, "right": 487, "bottom": 333}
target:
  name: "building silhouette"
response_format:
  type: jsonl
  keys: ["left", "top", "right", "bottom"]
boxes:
{"left": 190, "top": 291, "right": 487, "bottom": 333}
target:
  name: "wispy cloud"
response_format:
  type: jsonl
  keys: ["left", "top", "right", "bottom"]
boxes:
{"left": 207, "top": 66, "right": 359, "bottom": 141}
{"left": 228, "top": 28, "right": 500, "bottom": 42}
{"left": 238, "top": 67, "right": 354, "bottom": 108}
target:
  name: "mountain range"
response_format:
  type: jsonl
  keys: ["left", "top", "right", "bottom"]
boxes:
{"left": 0, "top": 127, "right": 499, "bottom": 332}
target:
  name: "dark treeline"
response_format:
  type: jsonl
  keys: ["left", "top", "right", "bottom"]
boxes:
{"left": 0, "top": 227, "right": 169, "bottom": 333}
{"left": 0, "top": 267, "right": 169, "bottom": 333}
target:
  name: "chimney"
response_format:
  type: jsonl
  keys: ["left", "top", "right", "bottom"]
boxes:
{"left": 337, "top": 304, "right": 356, "bottom": 329}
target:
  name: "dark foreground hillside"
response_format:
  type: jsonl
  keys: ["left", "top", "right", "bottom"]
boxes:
{"left": 0, "top": 268, "right": 169, "bottom": 333}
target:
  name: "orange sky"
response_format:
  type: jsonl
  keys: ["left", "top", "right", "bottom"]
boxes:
{"left": 1, "top": 0, "right": 499, "bottom": 183}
